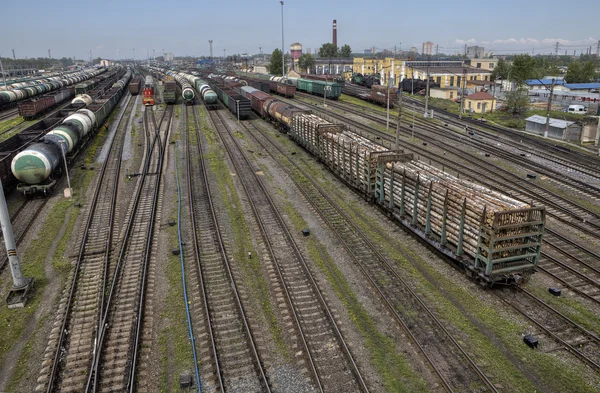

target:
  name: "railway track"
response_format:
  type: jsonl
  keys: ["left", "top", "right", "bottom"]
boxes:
{"left": 36, "top": 94, "right": 135, "bottom": 392}
{"left": 0, "top": 108, "right": 18, "bottom": 122}
{"left": 497, "top": 288, "right": 600, "bottom": 371}
{"left": 0, "top": 198, "right": 49, "bottom": 274}
{"left": 403, "top": 95, "right": 600, "bottom": 174}
{"left": 206, "top": 107, "right": 368, "bottom": 393}
{"left": 242, "top": 117, "right": 500, "bottom": 392}
{"left": 184, "top": 104, "right": 270, "bottom": 392}
{"left": 85, "top": 106, "right": 170, "bottom": 392}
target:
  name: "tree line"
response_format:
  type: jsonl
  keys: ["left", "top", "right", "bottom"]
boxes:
{"left": 269, "top": 43, "right": 352, "bottom": 74}
{"left": 491, "top": 55, "right": 599, "bottom": 84}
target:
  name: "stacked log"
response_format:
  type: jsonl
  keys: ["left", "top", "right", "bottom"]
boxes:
{"left": 290, "top": 113, "right": 541, "bottom": 268}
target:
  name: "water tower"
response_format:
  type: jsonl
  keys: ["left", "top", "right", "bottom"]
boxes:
{"left": 290, "top": 42, "right": 303, "bottom": 70}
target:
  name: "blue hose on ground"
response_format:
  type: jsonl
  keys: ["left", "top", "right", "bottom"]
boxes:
{"left": 175, "top": 142, "right": 202, "bottom": 393}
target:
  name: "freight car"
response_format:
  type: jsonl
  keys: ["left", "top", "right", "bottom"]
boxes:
{"left": 0, "top": 68, "right": 106, "bottom": 110}
{"left": 177, "top": 71, "right": 218, "bottom": 106}
{"left": 163, "top": 80, "right": 177, "bottom": 104}
{"left": 167, "top": 72, "right": 195, "bottom": 105}
{"left": 11, "top": 68, "right": 132, "bottom": 195}
{"left": 399, "top": 78, "right": 440, "bottom": 94}
{"left": 17, "top": 87, "right": 74, "bottom": 120}
{"left": 342, "top": 83, "right": 398, "bottom": 108}
{"left": 254, "top": 94, "right": 545, "bottom": 285}
{"left": 128, "top": 76, "right": 142, "bottom": 95}
{"left": 207, "top": 80, "right": 251, "bottom": 119}
{"left": 296, "top": 78, "right": 341, "bottom": 99}
{"left": 142, "top": 75, "right": 155, "bottom": 106}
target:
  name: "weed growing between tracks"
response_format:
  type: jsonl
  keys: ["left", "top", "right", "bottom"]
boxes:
{"left": 0, "top": 116, "right": 24, "bottom": 138}
{"left": 158, "top": 201, "right": 194, "bottom": 391}
{"left": 536, "top": 178, "right": 600, "bottom": 216}
{"left": 200, "top": 106, "right": 287, "bottom": 356}
{"left": 276, "top": 194, "right": 428, "bottom": 393}
{"left": 527, "top": 284, "right": 600, "bottom": 336}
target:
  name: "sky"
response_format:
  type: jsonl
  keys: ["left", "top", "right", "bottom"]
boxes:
{"left": 2, "top": 0, "right": 599, "bottom": 60}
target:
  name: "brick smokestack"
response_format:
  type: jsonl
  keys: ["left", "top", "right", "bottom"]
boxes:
{"left": 333, "top": 19, "right": 337, "bottom": 48}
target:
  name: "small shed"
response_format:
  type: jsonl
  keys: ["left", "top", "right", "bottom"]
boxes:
{"left": 430, "top": 87, "right": 460, "bottom": 101}
{"left": 525, "top": 115, "right": 582, "bottom": 141}
{"left": 464, "top": 91, "right": 496, "bottom": 113}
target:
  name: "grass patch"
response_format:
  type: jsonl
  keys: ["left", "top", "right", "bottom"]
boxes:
{"left": 0, "top": 116, "right": 26, "bottom": 141}
{"left": 158, "top": 210, "right": 194, "bottom": 391}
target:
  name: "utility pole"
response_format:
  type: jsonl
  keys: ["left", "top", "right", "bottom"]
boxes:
{"left": 460, "top": 68, "right": 466, "bottom": 120}
{"left": 395, "top": 88, "right": 402, "bottom": 149}
{"left": 464, "top": 44, "right": 467, "bottom": 58}
{"left": 1, "top": 177, "right": 33, "bottom": 307}
{"left": 209, "top": 40, "right": 213, "bottom": 59}
{"left": 435, "top": 45, "right": 439, "bottom": 55}
{"left": 555, "top": 42, "right": 560, "bottom": 57}
{"left": 597, "top": 40, "right": 600, "bottom": 56}
{"left": 280, "top": 1, "right": 285, "bottom": 78}
{"left": 544, "top": 78, "right": 556, "bottom": 138}
{"left": 0, "top": 55, "right": 8, "bottom": 90}
{"left": 12, "top": 49, "right": 15, "bottom": 60}
{"left": 424, "top": 55, "right": 430, "bottom": 117}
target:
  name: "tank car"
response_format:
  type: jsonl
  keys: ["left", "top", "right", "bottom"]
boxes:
{"left": 11, "top": 68, "right": 131, "bottom": 195}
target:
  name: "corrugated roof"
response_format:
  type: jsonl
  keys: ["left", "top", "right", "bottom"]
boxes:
{"left": 465, "top": 91, "right": 495, "bottom": 100}
{"left": 525, "top": 79, "right": 564, "bottom": 86}
{"left": 563, "top": 83, "right": 600, "bottom": 90}
{"left": 526, "top": 115, "right": 575, "bottom": 129}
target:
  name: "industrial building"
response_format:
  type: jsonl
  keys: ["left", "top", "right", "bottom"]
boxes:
{"left": 525, "top": 115, "right": 582, "bottom": 141}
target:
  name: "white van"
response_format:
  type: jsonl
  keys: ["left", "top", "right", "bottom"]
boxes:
{"left": 567, "top": 104, "right": 587, "bottom": 114}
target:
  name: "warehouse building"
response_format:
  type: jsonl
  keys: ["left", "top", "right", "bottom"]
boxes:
{"left": 525, "top": 115, "right": 582, "bottom": 141}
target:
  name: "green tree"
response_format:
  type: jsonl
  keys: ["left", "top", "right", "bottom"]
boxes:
{"left": 268, "top": 48, "right": 283, "bottom": 75}
{"left": 510, "top": 54, "right": 539, "bottom": 85}
{"left": 565, "top": 61, "right": 597, "bottom": 83}
{"left": 339, "top": 44, "right": 352, "bottom": 57}
{"left": 318, "top": 43, "right": 338, "bottom": 58}
{"left": 491, "top": 58, "right": 511, "bottom": 81}
{"left": 503, "top": 90, "right": 530, "bottom": 116}
{"left": 298, "top": 53, "right": 315, "bottom": 73}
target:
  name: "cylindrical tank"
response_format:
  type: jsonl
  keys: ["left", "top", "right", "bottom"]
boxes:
{"left": 11, "top": 136, "right": 65, "bottom": 184}
{"left": 72, "top": 94, "right": 93, "bottom": 105}
{"left": 47, "top": 122, "right": 81, "bottom": 153}
{"left": 182, "top": 87, "right": 195, "bottom": 101}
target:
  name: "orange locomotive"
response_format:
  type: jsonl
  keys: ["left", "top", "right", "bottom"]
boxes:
{"left": 142, "top": 75, "right": 155, "bottom": 106}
